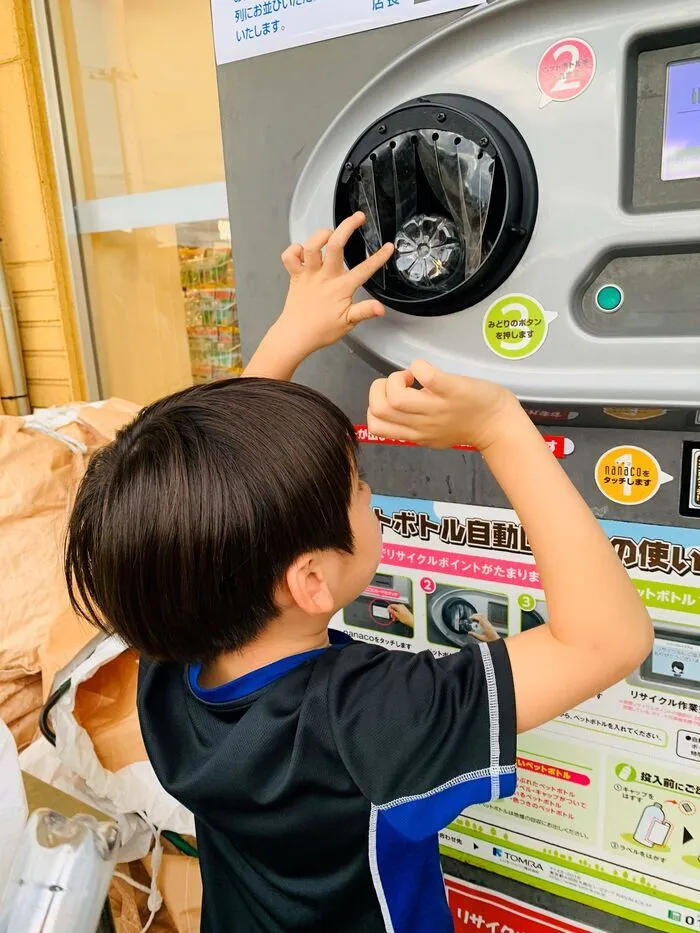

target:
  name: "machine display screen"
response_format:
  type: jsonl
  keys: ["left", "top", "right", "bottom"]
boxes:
{"left": 645, "top": 636, "right": 700, "bottom": 689}
{"left": 662, "top": 58, "right": 700, "bottom": 181}
{"left": 488, "top": 602, "right": 508, "bottom": 626}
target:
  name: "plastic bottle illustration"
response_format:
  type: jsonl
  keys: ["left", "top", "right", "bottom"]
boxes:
{"left": 633, "top": 803, "right": 671, "bottom": 848}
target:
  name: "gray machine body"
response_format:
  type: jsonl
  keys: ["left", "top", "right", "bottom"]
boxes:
{"left": 216, "top": 2, "right": 700, "bottom": 929}
{"left": 289, "top": 0, "right": 700, "bottom": 419}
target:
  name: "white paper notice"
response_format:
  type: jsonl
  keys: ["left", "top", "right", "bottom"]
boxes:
{"left": 211, "top": 0, "right": 486, "bottom": 65}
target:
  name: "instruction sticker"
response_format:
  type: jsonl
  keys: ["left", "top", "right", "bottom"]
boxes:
{"left": 595, "top": 445, "right": 673, "bottom": 506}
{"left": 337, "top": 493, "right": 700, "bottom": 928}
{"left": 211, "top": 0, "right": 487, "bottom": 65}
{"left": 677, "top": 731, "right": 700, "bottom": 764}
{"left": 483, "top": 294, "right": 557, "bottom": 360}
{"left": 537, "top": 38, "right": 597, "bottom": 108}
{"left": 603, "top": 408, "right": 668, "bottom": 422}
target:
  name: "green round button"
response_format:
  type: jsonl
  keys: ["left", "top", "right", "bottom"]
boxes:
{"left": 595, "top": 284, "right": 624, "bottom": 313}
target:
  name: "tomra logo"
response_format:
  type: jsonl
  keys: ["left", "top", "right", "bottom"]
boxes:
{"left": 492, "top": 848, "right": 545, "bottom": 874}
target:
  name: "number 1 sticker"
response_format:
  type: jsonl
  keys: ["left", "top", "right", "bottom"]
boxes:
{"left": 595, "top": 445, "right": 673, "bottom": 506}
{"left": 537, "top": 38, "right": 596, "bottom": 108}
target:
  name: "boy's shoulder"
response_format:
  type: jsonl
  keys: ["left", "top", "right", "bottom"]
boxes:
{"left": 137, "top": 635, "right": 516, "bottom": 827}
{"left": 137, "top": 633, "right": 505, "bottom": 701}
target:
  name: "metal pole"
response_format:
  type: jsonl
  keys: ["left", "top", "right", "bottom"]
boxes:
{"left": 0, "top": 238, "right": 31, "bottom": 415}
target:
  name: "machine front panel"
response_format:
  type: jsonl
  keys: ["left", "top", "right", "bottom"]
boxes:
{"left": 216, "top": 4, "right": 700, "bottom": 930}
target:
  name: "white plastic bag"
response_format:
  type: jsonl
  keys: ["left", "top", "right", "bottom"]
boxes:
{"left": 20, "top": 635, "right": 195, "bottom": 859}
{"left": 20, "top": 635, "right": 197, "bottom": 931}
{"left": 0, "top": 718, "right": 28, "bottom": 904}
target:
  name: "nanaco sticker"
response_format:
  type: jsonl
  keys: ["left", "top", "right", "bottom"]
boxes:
{"left": 537, "top": 38, "right": 597, "bottom": 108}
{"left": 483, "top": 294, "right": 557, "bottom": 360}
{"left": 595, "top": 445, "right": 673, "bottom": 506}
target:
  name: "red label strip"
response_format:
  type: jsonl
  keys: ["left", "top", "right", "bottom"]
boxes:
{"left": 446, "top": 877, "right": 596, "bottom": 932}
{"left": 355, "top": 426, "right": 572, "bottom": 459}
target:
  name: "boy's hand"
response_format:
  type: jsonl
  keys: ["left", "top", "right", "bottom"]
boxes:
{"left": 244, "top": 212, "right": 393, "bottom": 381}
{"left": 469, "top": 614, "right": 501, "bottom": 643}
{"left": 279, "top": 212, "right": 394, "bottom": 355}
{"left": 367, "top": 359, "right": 519, "bottom": 451}
{"left": 388, "top": 604, "right": 414, "bottom": 629}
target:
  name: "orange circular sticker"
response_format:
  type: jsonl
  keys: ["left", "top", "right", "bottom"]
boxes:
{"left": 595, "top": 446, "right": 673, "bottom": 505}
{"left": 603, "top": 408, "right": 667, "bottom": 422}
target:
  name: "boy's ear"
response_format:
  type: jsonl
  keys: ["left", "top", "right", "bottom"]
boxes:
{"left": 283, "top": 553, "right": 335, "bottom": 616}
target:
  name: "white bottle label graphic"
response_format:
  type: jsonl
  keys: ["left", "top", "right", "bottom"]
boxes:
{"left": 633, "top": 804, "right": 671, "bottom": 848}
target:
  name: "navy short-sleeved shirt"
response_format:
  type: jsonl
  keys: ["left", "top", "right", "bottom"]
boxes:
{"left": 137, "top": 631, "right": 517, "bottom": 933}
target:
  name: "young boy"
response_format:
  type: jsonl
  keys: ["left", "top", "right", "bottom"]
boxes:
{"left": 65, "top": 212, "right": 653, "bottom": 933}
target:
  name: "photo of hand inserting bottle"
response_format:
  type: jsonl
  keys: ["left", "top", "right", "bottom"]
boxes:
{"left": 426, "top": 584, "right": 508, "bottom": 649}
{"left": 464, "top": 613, "right": 501, "bottom": 643}
{"left": 342, "top": 572, "right": 415, "bottom": 639}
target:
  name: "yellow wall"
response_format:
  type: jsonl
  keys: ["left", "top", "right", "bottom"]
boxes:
{"left": 0, "top": 0, "right": 231, "bottom": 410}
{"left": 0, "top": 0, "right": 85, "bottom": 409}
{"left": 52, "top": 0, "right": 229, "bottom": 404}
{"left": 83, "top": 227, "right": 194, "bottom": 404}
{"left": 58, "top": 0, "right": 225, "bottom": 200}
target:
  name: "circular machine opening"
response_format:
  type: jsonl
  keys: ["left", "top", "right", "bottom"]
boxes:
{"left": 335, "top": 95, "right": 538, "bottom": 317}
{"left": 428, "top": 587, "right": 483, "bottom": 648}
{"left": 441, "top": 597, "right": 478, "bottom": 636}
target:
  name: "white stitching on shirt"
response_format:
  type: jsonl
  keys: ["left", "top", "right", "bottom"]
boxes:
{"left": 479, "top": 641, "right": 502, "bottom": 800}
{"left": 377, "top": 764, "right": 515, "bottom": 811}
{"left": 367, "top": 646, "right": 510, "bottom": 929}
{"left": 378, "top": 643, "right": 511, "bottom": 811}
{"left": 368, "top": 805, "right": 396, "bottom": 933}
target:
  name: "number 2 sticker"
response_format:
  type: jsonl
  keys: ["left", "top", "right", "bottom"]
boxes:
{"left": 537, "top": 38, "right": 596, "bottom": 108}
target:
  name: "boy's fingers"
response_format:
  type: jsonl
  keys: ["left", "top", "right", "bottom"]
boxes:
{"left": 347, "top": 242, "right": 395, "bottom": 290}
{"left": 366, "top": 412, "right": 422, "bottom": 445}
{"left": 325, "top": 212, "right": 366, "bottom": 272}
{"left": 385, "top": 370, "right": 434, "bottom": 414}
{"left": 368, "top": 377, "right": 388, "bottom": 416}
{"left": 409, "top": 359, "right": 458, "bottom": 396}
{"left": 368, "top": 374, "right": 434, "bottom": 429}
{"left": 281, "top": 244, "right": 304, "bottom": 275}
{"left": 303, "top": 228, "right": 333, "bottom": 271}
{"left": 346, "top": 299, "right": 384, "bottom": 326}
{"left": 304, "top": 228, "right": 333, "bottom": 251}
{"left": 369, "top": 379, "right": 411, "bottom": 426}
{"left": 368, "top": 372, "right": 413, "bottom": 417}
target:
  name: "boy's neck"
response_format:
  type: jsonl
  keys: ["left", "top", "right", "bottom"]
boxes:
{"left": 199, "top": 615, "right": 332, "bottom": 689}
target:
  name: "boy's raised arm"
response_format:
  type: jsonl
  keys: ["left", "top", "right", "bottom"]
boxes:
{"left": 243, "top": 212, "right": 394, "bottom": 381}
{"left": 368, "top": 361, "right": 654, "bottom": 735}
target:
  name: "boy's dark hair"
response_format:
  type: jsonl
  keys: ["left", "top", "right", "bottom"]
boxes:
{"left": 65, "top": 378, "right": 358, "bottom": 664}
